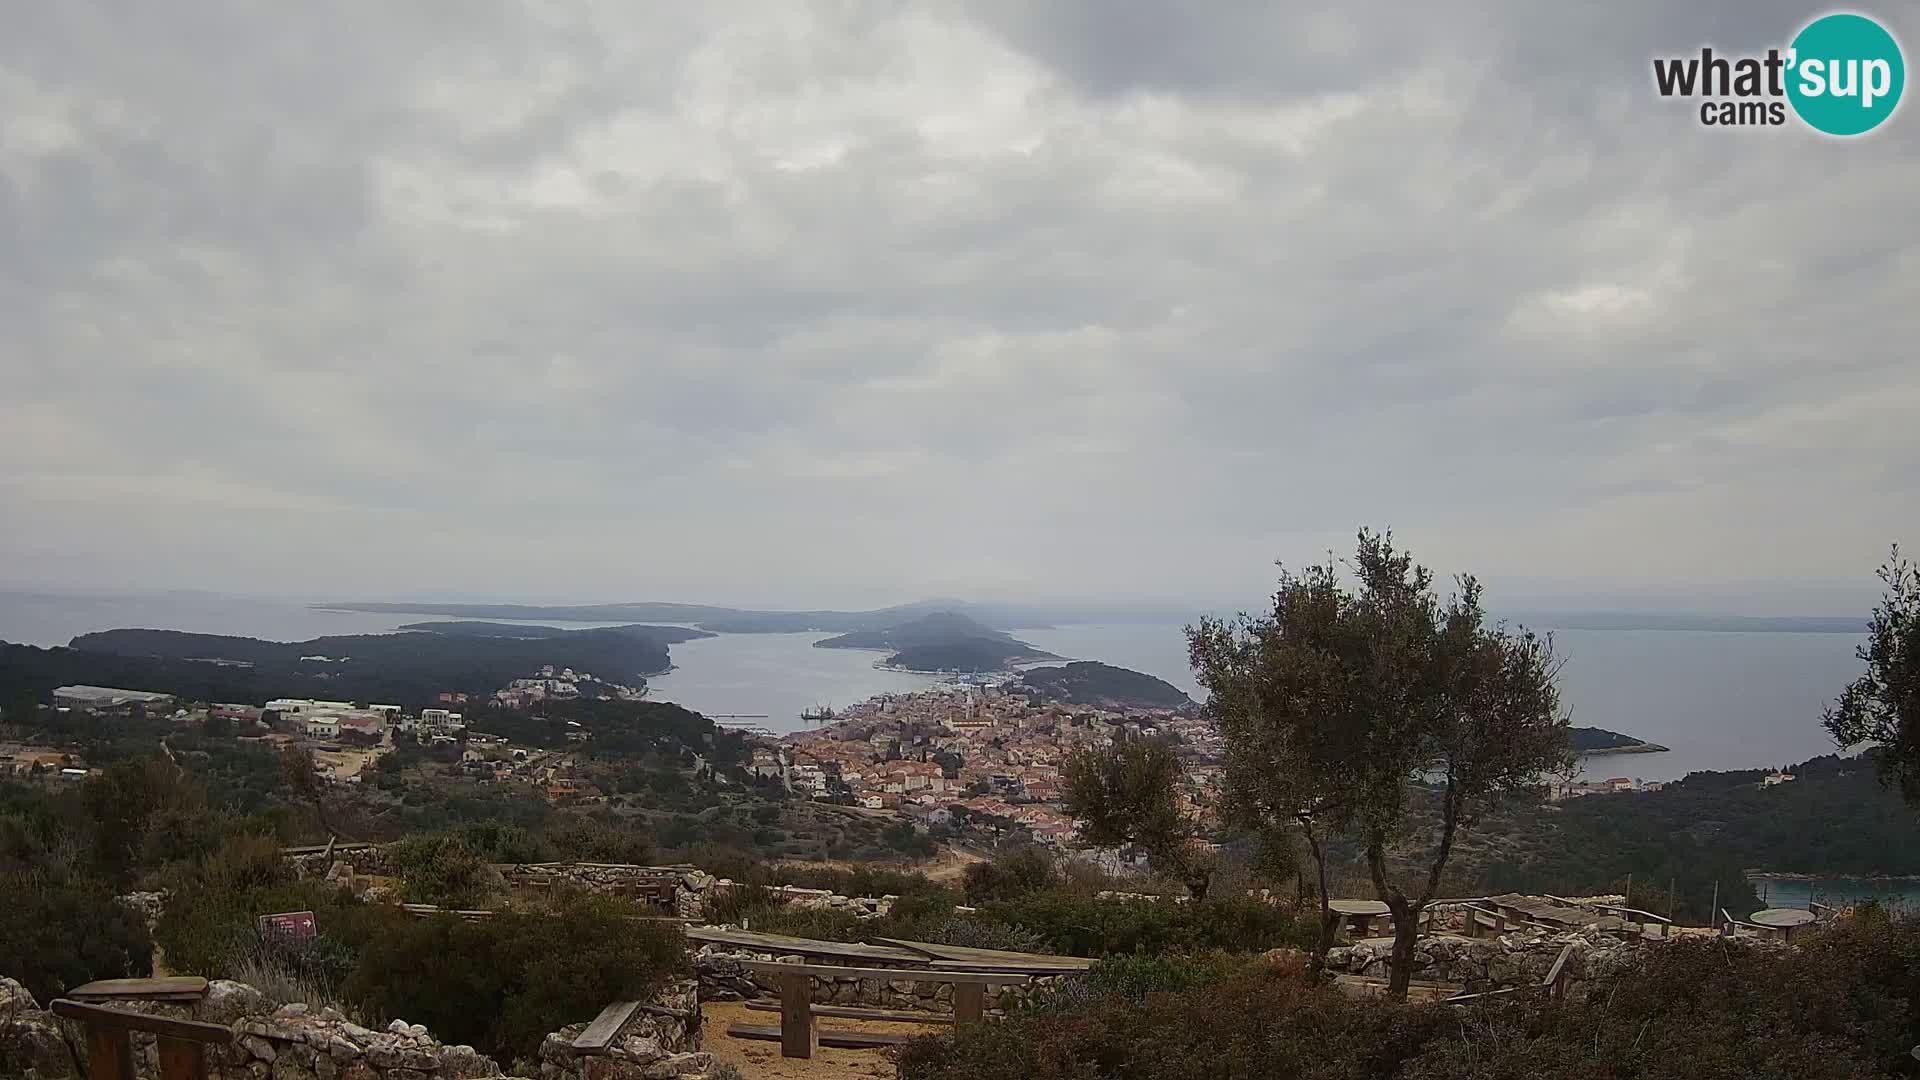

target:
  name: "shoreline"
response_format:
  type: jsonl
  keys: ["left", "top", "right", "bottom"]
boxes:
{"left": 1747, "top": 871, "right": 1920, "bottom": 882}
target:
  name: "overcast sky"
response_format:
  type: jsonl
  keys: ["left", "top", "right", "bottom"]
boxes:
{"left": 3, "top": 2, "right": 1915, "bottom": 615}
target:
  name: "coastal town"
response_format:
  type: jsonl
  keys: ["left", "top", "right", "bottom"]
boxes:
{"left": 768, "top": 680, "right": 1218, "bottom": 853}
{"left": 7, "top": 666, "right": 1721, "bottom": 851}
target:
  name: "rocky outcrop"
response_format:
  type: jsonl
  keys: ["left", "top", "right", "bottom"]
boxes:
{"left": 0, "top": 977, "right": 80, "bottom": 1079}
{"left": 226, "top": 1005, "right": 503, "bottom": 1080}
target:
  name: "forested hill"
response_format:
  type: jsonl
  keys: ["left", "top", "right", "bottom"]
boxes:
{"left": 1, "top": 624, "right": 685, "bottom": 710}
{"left": 1018, "top": 662, "right": 1193, "bottom": 709}
{"left": 1568, "top": 727, "right": 1668, "bottom": 753}
{"left": 1434, "top": 751, "right": 1916, "bottom": 920}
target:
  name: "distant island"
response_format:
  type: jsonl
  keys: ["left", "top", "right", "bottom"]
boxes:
{"left": 1514, "top": 612, "right": 1867, "bottom": 634}
{"left": 1017, "top": 661, "right": 1193, "bottom": 710}
{"left": 397, "top": 621, "right": 713, "bottom": 644}
{"left": 815, "top": 612, "right": 1060, "bottom": 673}
{"left": 1569, "top": 726, "right": 1669, "bottom": 755}
{"left": 317, "top": 598, "right": 1066, "bottom": 633}
{"left": 1, "top": 622, "right": 696, "bottom": 709}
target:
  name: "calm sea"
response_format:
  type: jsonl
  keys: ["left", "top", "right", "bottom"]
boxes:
{"left": 0, "top": 593, "right": 1869, "bottom": 782}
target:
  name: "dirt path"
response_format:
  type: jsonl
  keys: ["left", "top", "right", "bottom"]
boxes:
{"left": 702, "top": 1000, "right": 943, "bottom": 1079}
{"left": 920, "top": 844, "right": 987, "bottom": 883}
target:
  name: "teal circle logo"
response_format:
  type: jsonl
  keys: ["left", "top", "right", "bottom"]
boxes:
{"left": 1787, "top": 13, "right": 1905, "bottom": 135}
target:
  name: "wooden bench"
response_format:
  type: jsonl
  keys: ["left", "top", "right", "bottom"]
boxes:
{"left": 744, "top": 1001, "right": 955, "bottom": 1024}
{"left": 68, "top": 978, "right": 209, "bottom": 1004}
{"left": 51, "top": 999, "right": 232, "bottom": 1080}
{"left": 728, "top": 961, "right": 1031, "bottom": 1059}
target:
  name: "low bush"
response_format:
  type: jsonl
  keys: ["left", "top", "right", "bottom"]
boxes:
{"left": 385, "top": 833, "right": 497, "bottom": 908}
{"left": 962, "top": 848, "right": 1061, "bottom": 905}
{"left": 1037, "top": 951, "right": 1249, "bottom": 1012}
{"left": 346, "top": 893, "right": 686, "bottom": 1062}
{"left": 0, "top": 870, "right": 153, "bottom": 1002}
{"left": 901, "top": 915, "right": 1920, "bottom": 1080}
{"left": 976, "top": 890, "right": 1318, "bottom": 957}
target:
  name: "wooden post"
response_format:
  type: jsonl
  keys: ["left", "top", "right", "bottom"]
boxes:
{"left": 156, "top": 1037, "right": 207, "bottom": 1080}
{"left": 87, "top": 1027, "right": 135, "bottom": 1080}
{"left": 953, "top": 982, "right": 985, "bottom": 1025}
{"left": 779, "top": 971, "right": 815, "bottom": 1060}
{"left": 1710, "top": 882, "right": 1720, "bottom": 933}
{"left": 1624, "top": 873, "right": 1632, "bottom": 912}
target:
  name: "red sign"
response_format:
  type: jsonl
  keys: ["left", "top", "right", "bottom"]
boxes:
{"left": 257, "top": 911, "right": 317, "bottom": 941}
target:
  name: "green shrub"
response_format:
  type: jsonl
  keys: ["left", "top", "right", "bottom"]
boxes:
{"left": 345, "top": 894, "right": 686, "bottom": 1062}
{"left": 1039, "top": 952, "right": 1248, "bottom": 1011}
{"left": 962, "top": 848, "right": 1061, "bottom": 904}
{"left": 386, "top": 833, "right": 496, "bottom": 908}
{"left": 977, "top": 891, "right": 1317, "bottom": 957}
{"left": 901, "top": 916, "right": 1920, "bottom": 1080}
{"left": 0, "top": 871, "right": 153, "bottom": 1002}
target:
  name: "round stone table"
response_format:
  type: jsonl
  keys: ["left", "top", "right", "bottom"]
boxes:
{"left": 1749, "top": 907, "right": 1817, "bottom": 942}
{"left": 1329, "top": 899, "right": 1392, "bottom": 938}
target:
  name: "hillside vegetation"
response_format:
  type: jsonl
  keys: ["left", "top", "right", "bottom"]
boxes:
{"left": 1019, "top": 661, "right": 1192, "bottom": 709}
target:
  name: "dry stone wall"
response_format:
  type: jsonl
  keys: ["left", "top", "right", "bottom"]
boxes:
{"left": 1324, "top": 926, "right": 1644, "bottom": 997}
{"left": 0, "top": 975, "right": 719, "bottom": 1080}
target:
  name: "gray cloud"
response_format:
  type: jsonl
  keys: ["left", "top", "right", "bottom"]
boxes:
{"left": 1, "top": 1, "right": 1915, "bottom": 613}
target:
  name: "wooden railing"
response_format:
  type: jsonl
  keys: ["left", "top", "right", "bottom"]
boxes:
{"left": 50, "top": 999, "right": 232, "bottom": 1080}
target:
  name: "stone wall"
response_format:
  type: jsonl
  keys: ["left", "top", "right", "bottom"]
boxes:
{"left": 285, "top": 844, "right": 398, "bottom": 880}
{"left": 496, "top": 864, "right": 714, "bottom": 921}
{"left": 0, "top": 975, "right": 719, "bottom": 1080}
{"left": 535, "top": 980, "right": 711, "bottom": 1080}
{"left": 692, "top": 948, "right": 1049, "bottom": 1015}
{"left": 1324, "top": 926, "right": 1643, "bottom": 997}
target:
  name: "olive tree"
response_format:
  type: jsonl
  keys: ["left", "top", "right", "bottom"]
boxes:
{"left": 1825, "top": 546, "right": 1920, "bottom": 802}
{"left": 1062, "top": 736, "right": 1215, "bottom": 898}
{"left": 1189, "top": 563, "right": 1366, "bottom": 975}
{"left": 1201, "top": 530, "right": 1570, "bottom": 998}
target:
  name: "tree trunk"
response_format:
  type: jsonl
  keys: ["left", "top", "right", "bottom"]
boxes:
{"left": 1301, "top": 820, "right": 1337, "bottom": 977}
{"left": 1386, "top": 902, "right": 1422, "bottom": 999}
{"left": 1365, "top": 837, "right": 1420, "bottom": 1002}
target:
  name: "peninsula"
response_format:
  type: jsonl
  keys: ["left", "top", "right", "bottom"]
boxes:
{"left": 1569, "top": 726, "right": 1670, "bottom": 755}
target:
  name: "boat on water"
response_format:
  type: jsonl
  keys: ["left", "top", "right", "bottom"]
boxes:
{"left": 800, "top": 703, "right": 836, "bottom": 722}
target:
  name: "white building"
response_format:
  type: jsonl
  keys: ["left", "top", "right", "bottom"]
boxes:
{"left": 305, "top": 716, "right": 340, "bottom": 739}
{"left": 419, "top": 708, "right": 464, "bottom": 735}
{"left": 266, "top": 698, "right": 355, "bottom": 717}
{"left": 52, "top": 685, "right": 175, "bottom": 712}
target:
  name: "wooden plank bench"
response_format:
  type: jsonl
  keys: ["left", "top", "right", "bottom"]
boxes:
{"left": 725, "top": 1024, "right": 918, "bottom": 1050}
{"left": 744, "top": 1001, "right": 954, "bottom": 1024}
{"left": 51, "top": 999, "right": 232, "bottom": 1080}
{"left": 571, "top": 1001, "right": 642, "bottom": 1052}
{"left": 730, "top": 960, "right": 1030, "bottom": 1059}
{"left": 68, "top": 978, "right": 210, "bottom": 1004}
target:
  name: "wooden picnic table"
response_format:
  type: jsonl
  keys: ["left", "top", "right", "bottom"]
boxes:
{"left": 1486, "top": 893, "right": 1602, "bottom": 929}
{"left": 1749, "top": 907, "right": 1818, "bottom": 942}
